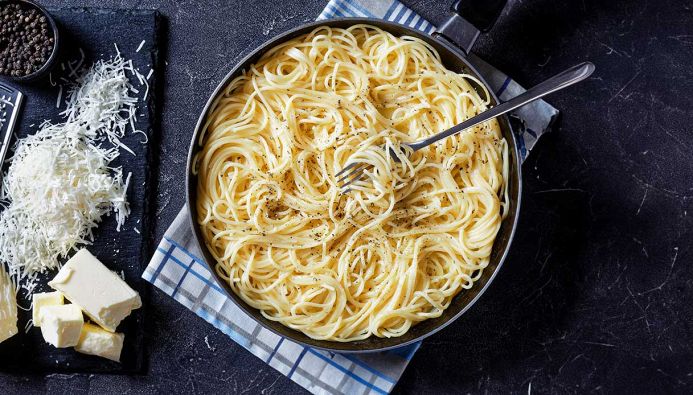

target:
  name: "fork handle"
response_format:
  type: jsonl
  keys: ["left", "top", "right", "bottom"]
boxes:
{"left": 409, "top": 62, "right": 595, "bottom": 151}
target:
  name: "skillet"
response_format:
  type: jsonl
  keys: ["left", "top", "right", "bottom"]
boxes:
{"left": 186, "top": 0, "right": 522, "bottom": 353}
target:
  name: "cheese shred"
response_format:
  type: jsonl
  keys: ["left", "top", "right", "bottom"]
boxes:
{"left": 0, "top": 53, "right": 144, "bottom": 293}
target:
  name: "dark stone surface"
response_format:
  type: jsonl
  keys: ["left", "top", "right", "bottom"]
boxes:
{"left": 1, "top": 0, "right": 692, "bottom": 393}
{"left": 0, "top": 8, "right": 160, "bottom": 375}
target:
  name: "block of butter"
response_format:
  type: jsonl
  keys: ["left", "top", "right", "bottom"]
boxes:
{"left": 32, "top": 291, "right": 64, "bottom": 327}
{"left": 75, "top": 323, "right": 124, "bottom": 362}
{"left": 40, "top": 304, "right": 84, "bottom": 348}
{"left": 48, "top": 249, "right": 141, "bottom": 332}
{"left": 0, "top": 266, "right": 18, "bottom": 344}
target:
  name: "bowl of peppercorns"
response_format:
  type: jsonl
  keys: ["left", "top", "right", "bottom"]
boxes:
{"left": 0, "top": 0, "right": 59, "bottom": 82}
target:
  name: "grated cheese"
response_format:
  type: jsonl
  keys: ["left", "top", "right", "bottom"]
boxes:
{"left": 0, "top": 53, "right": 145, "bottom": 293}
{"left": 0, "top": 265, "right": 18, "bottom": 343}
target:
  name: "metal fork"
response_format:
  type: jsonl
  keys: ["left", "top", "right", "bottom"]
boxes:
{"left": 336, "top": 62, "right": 595, "bottom": 193}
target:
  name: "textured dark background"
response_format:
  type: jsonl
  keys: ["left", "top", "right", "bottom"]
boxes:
{"left": 0, "top": 8, "right": 159, "bottom": 374}
{"left": 1, "top": 0, "right": 692, "bottom": 393}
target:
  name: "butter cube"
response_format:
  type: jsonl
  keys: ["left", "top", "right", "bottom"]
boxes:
{"left": 0, "top": 317, "right": 17, "bottom": 345}
{"left": 40, "top": 304, "right": 84, "bottom": 348}
{"left": 32, "top": 291, "right": 64, "bottom": 327}
{"left": 48, "top": 249, "right": 141, "bottom": 332}
{"left": 75, "top": 323, "right": 124, "bottom": 362}
{"left": 0, "top": 267, "right": 18, "bottom": 344}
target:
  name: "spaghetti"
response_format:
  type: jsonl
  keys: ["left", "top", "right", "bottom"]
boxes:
{"left": 194, "top": 25, "right": 508, "bottom": 341}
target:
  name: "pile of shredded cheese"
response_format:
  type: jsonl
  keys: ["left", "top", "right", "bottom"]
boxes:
{"left": 0, "top": 53, "right": 144, "bottom": 293}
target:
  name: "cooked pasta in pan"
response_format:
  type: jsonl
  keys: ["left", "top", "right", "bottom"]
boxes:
{"left": 194, "top": 25, "right": 508, "bottom": 341}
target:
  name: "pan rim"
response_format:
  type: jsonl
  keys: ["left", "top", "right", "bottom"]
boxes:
{"left": 185, "top": 17, "right": 523, "bottom": 353}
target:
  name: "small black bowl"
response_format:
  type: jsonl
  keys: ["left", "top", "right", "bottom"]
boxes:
{"left": 1, "top": 0, "right": 60, "bottom": 83}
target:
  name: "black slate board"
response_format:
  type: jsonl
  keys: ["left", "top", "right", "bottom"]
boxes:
{"left": 0, "top": 8, "right": 161, "bottom": 373}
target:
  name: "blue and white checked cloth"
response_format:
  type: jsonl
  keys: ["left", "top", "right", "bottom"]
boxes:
{"left": 143, "top": 1, "right": 559, "bottom": 394}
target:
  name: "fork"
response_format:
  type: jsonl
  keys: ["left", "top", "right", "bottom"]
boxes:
{"left": 336, "top": 62, "right": 595, "bottom": 193}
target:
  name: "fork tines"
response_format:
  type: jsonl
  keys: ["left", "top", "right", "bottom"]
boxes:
{"left": 336, "top": 162, "right": 371, "bottom": 193}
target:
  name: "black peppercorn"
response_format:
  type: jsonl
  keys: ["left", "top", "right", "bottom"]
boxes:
{"left": 0, "top": 2, "right": 54, "bottom": 77}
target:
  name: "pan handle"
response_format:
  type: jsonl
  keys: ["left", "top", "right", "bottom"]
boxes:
{"left": 435, "top": 0, "right": 508, "bottom": 54}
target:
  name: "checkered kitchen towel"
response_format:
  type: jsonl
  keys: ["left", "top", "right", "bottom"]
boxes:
{"left": 143, "top": 1, "right": 559, "bottom": 394}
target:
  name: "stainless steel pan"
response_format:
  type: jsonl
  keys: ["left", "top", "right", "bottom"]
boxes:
{"left": 186, "top": 0, "right": 521, "bottom": 353}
